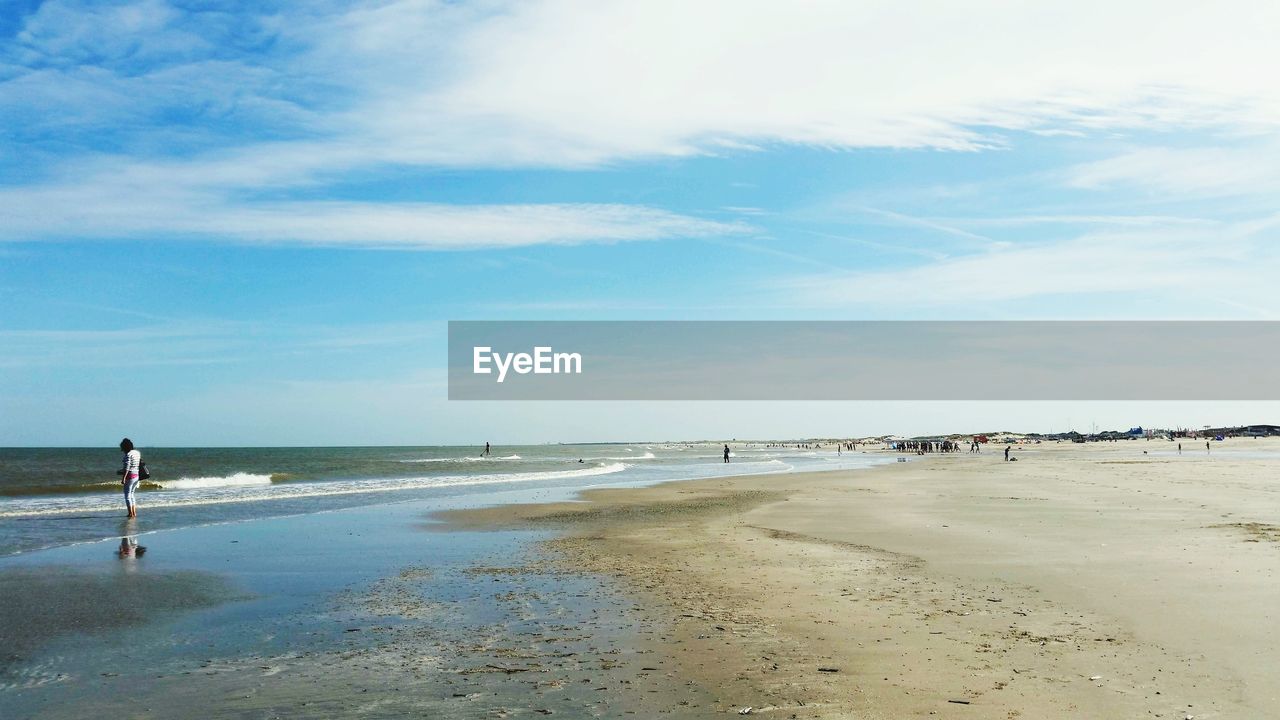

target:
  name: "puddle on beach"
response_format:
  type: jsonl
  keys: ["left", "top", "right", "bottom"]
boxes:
{"left": 1, "top": 541, "right": 712, "bottom": 719}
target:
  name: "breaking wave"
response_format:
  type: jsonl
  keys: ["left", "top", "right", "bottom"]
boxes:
{"left": 0, "top": 463, "right": 629, "bottom": 518}
{"left": 153, "top": 472, "right": 274, "bottom": 490}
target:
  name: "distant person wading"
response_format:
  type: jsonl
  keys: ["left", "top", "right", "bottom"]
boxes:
{"left": 723, "top": 444, "right": 731, "bottom": 463}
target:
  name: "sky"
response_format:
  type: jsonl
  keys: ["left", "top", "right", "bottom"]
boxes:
{"left": 3, "top": 0, "right": 1280, "bottom": 445}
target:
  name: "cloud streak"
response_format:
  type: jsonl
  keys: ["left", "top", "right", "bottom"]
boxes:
{"left": 777, "top": 220, "right": 1280, "bottom": 316}
{"left": 0, "top": 319, "right": 448, "bottom": 369}
{"left": 1064, "top": 145, "right": 1280, "bottom": 197}
{"left": 0, "top": 178, "right": 748, "bottom": 248}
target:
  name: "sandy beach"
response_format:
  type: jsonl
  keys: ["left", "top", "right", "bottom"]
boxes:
{"left": 439, "top": 439, "right": 1280, "bottom": 718}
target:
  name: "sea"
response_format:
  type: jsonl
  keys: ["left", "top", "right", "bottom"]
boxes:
{"left": 0, "top": 443, "right": 890, "bottom": 556}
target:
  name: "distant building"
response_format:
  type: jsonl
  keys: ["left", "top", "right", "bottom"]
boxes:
{"left": 1200, "top": 424, "right": 1280, "bottom": 438}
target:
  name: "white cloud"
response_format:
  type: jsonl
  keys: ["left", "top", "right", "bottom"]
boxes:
{"left": 398, "top": 0, "right": 1280, "bottom": 162}
{"left": 1065, "top": 146, "right": 1280, "bottom": 196}
{"left": 778, "top": 221, "right": 1280, "bottom": 315}
{"left": 0, "top": 175, "right": 744, "bottom": 248}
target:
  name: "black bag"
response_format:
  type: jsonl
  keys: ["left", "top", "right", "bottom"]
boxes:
{"left": 138, "top": 461, "right": 151, "bottom": 481}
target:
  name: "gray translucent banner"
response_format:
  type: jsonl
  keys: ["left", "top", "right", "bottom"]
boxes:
{"left": 448, "top": 321, "right": 1280, "bottom": 400}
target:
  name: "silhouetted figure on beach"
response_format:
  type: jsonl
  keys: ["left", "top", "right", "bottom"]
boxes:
{"left": 1206, "top": 441, "right": 1211, "bottom": 454}
{"left": 1004, "top": 445, "right": 1011, "bottom": 461}
{"left": 1178, "top": 443, "right": 1182, "bottom": 455}
{"left": 723, "top": 444, "right": 730, "bottom": 463}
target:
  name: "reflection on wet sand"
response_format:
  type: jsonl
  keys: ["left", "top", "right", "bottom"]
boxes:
{"left": 116, "top": 519, "right": 147, "bottom": 561}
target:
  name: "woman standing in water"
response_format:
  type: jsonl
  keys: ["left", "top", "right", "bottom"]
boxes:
{"left": 118, "top": 438, "right": 142, "bottom": 518}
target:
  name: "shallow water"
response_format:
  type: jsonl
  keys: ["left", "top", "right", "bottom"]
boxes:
{"left": 0, "top": 483, "right": 728, "bottom": 717}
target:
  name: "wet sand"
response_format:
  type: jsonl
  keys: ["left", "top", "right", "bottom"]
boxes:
{"left": 14, "top": 549, "right": 716, "bottom": 719}
{"left": 437, "top": 439, "right": 1280, "bottom": 718}
{"left": 0, "top": 566, "right": 240, "bottom": 676}
{"left": 0, "top": 498, "right": 716, "bottom": 718}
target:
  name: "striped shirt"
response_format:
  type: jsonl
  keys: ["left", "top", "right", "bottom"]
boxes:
{"left": 121, "top": 449, "right": 141, "bottom": 480}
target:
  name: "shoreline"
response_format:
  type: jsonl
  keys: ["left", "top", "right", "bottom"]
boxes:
{"left": 435, "top": 441, "right": 1280, "bottom": 717}
{"left": 0, "top": 443, "right": 888, "bottom": 557}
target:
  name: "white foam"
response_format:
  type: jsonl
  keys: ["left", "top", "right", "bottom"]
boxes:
{"left": 589, "top": 451, "right": 656, "bottom": 461}
{"left": 155, "top": 472, "right": 274, "bottom": 490}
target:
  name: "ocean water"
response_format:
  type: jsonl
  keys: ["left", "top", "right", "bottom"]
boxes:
{"left": 0, "top": 443, "right": 890, "bottom": 555}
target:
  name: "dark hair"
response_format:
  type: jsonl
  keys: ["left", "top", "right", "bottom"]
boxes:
{"left": 119, "top": 438, "right": 134, "bottom": 452}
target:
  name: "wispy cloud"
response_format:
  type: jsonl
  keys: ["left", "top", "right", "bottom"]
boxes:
{"left": 0, "top": 180, "right": 749, "bottom": 248}
{"left": 797, "top": 229, "right": 949, "bottom": 262}
{"left": 1064, "top": 145, "right": 1280, "bottom": 197}
{"left": 0, "top": 321, "right": 251, "bottom": 368}
{"left": 945, "top": 214, "right": 1217, "bottom": 228}
{"left": 706, "top": 238, "right": 836, "bottom": 271}
{"left": 777, "top": 220, "right": 1280, "bottom": 316}
{"left": 0, "top": 319, "right": 449, "bottom": 369}
{"left": 856, "top": 207, "right": 1001, "bottom": 249}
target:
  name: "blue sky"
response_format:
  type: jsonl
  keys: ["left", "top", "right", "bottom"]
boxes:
{"left": 3, "top": 0, "right": 1280, "bottom": 445}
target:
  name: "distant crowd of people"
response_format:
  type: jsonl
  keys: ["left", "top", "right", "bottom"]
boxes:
{"left": 890, "top": 439, "right": 967, "bottom": 454}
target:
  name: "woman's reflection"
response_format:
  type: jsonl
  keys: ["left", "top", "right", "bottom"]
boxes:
{"left": 117, "top": 519, "right": 147, "bottom": 560}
